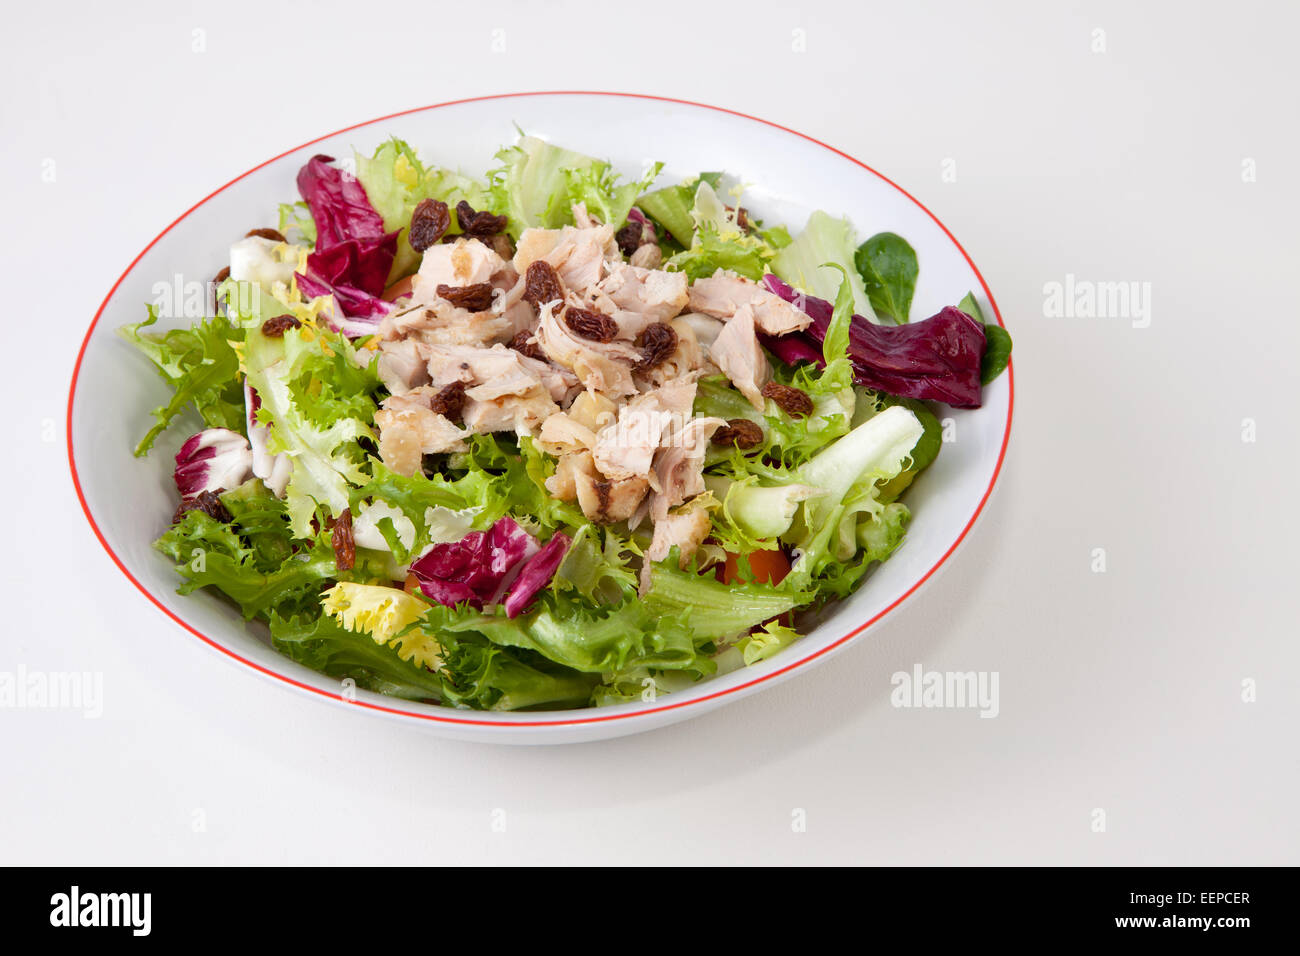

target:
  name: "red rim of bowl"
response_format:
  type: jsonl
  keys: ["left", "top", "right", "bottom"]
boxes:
{"left": 67, "top": 91, "right": 1014, "bottom": 729}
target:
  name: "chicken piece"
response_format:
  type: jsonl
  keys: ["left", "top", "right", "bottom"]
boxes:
{"left": 422, "top": 343, "right": 541, "bottom": 396}
{"left": 597, "top": 261, "right": 689, "bottom": 326}
{"left": 710, "top": 303, "right": 771, "bottom": 409}
{"left": 537, "top": 412, "right": 598, "bottom": 456}
{"left": 384, "top": 302, "right": 514, "bottom": 348}
{"left": 629, "top": 244, "right": 662, "bottom": 269}
{"left": 545, "top": 451, "right": 588, "bottom": 501}
{"left": 567, "top": 390, "right": 619, "bottom": 433}
{"left": 375, "top": 401, "right": 468, "bottom": 476}
{"left": 496, "top": 271, "right": 538, "bottom": 339}
{"left": 635, "top": 316, "right": 707, "bottom": 389}
{"left": 546, "top": 449, "right": 648, "bottom": 522}
{"left": 592, "top": 396, "right": 668, "bottom": 480}
{"left": 649, "top": 415, "right": 726, "bottom": 521}
{"left": 515, "top": 352, "right": 581, "bottom": 404}
{"left": 376, "top": 337, "right": 430, "bottom": 396}
{"left": 571, "top": 201, "right": 599, "bottom": 229}
{"left": 534, "top": 301, "right": 641, "bottom": 398}
{"left": 462, "top": 389, "right": 558, "bottom": 435}
{"left": 640, "top": 505, "right": 714, "bottom": 593}
{"left": 513, "top": 223, "right": 618, "bottom": 294}
{"left": 687, "top": 270, "right": 812, "bottom": 335}
{"left": 591, "top": 376, "right": 698, "bottom": 480}
{"left": 574, "top": 465, "right": 649, "bottom": 524}
{"left": 411, "top": 237, "right": 507, "bottom": 304}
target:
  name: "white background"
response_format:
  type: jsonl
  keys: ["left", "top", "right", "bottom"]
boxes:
{"left": 3, "top": 0, "right": 1297, "bottom": 864}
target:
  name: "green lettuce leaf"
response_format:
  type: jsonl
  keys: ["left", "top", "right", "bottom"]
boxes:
{"left": 636, "top": 172, "right": 723, "bottom": 246}
{"left": 269, "top": 611, "right": 445, "bottom": 701}
{"left": 664, "top": 181, "right": 786, "bottom": 281}
{"left": 644, "top": 559, "right": 812, "bottom": 642}
{"left": 771, "top": 210, "right": 875, "bottom": 320}
{"left": 486, "top": 135, "right": 661, "bottom": 237}
{"left": 354, "top": 137, "right": 488, "bottom": 280}
{"left": 118, "top": 306, "right": 244, "bottom": 456}
{"left": 232, "top": 287, "right": 379, "bottom": 537}
{"left": 736, "top": 619, "right": 801, "bottom": 665}
{"left": 564, "top": 162, "right": 663, "bottom": 232}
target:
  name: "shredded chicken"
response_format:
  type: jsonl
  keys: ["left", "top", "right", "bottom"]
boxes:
{"left": 375, "top": 393, "right": 469, "bottom": 476}
{"left": 648, "top": 414, "right": 727, "bottom": 521}
{"left": 411, "top": 238, "right": 506, "bottom": 304}
{"left": 710, "top": 303, "right": 771, "bottom": 409}
{"left": 513, "top": 223, "right": 619, "bottom": 292}
{"left": 373, "top": 203, "right": 809, "bottom": 551}
{"left": 534, "top": 301, "right": 641, "bottom": 398}
{"left": 687, "top": 269, "right": 812, "bottom": 335}
{"left": 640, "top": 505, "right": 713, "bottom": 593}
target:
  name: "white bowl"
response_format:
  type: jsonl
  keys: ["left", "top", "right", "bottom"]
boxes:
{"left": 68, "top": 93, "right": 1013, "bottom": 745}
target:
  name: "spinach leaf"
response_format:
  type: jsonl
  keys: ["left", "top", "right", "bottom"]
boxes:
{"left": 957, "top": 291, "right": 1013, "bottom": 385}
{"left": 855, "top": 232, "right": 918, "bottom": 324}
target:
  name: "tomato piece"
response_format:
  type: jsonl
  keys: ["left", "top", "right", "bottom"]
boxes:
{"left": 717, "top": 549, "right": 790, "bottom": 586}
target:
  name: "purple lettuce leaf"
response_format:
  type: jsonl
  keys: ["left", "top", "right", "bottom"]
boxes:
{"left": 296, "top": 154, "right": 388, "bottom": 248}
{"left": 174, "top": 427, "right": 252, "bottom": 498}
{"left": 294, "top": 154, "right": 399, "bottom": 325}
{"left": 295, "top": 272, "right": 390, "bottom": 335}
{"left": 503, "top": 532, "right": 571, "bottom": 619}
{"left": 409, "top": 517, "right": 540, "bottom": 610}
{"left": 760, "top": 274, "right": 987, "bottom": 408}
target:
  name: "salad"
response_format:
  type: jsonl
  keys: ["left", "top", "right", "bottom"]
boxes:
{"left": 121, "top": 133, "right": 1011, "bottom": 711}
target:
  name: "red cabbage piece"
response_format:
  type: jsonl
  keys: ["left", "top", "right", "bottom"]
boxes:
{"left": 174, "top": 428, "right": 252, "bottom": 498}
{"left": 409, "top": 517, "right": 540, "bottom": 609}
{"left": 760, "top": 274, "right": 987, "bottom": 408}
{"left": 503, "top": 532, "right": 571, "bottom": 618}
{"left": 294, "top": 154, "right": 398, "bottom": 325}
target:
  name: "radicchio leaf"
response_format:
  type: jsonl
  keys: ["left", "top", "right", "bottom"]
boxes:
{"left": 761, "top": 274, "right": 988, "bottom": 408}
{"left": 408, "top": 516, "right": 539, "bottom": 610}
{"left": 174, "top": 427, "right": 252, "bottom": 498}
{"left": 294, "top": 154, "right": 398, "bottom": 326}
{"left": 503, "top": 532, "right": 571, "bottom": 619}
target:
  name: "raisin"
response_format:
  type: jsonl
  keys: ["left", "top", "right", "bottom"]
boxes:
{"left": 172, "top": 490, "right": 233, "bottom": 525}
{"left": 615, "top": 221, "right": 643, "bottom": 256}
{"left": 211, "top": 265, "right": 231, "bottom": 314}
{"left": 409, "top": 198, "right": 450, "bottom": 252}
{"left": 762, "top": 382, "right": 814, "bottom": 417}
{"left": 331, "top": 508, "right": 355, "bottom": 572}
{"left": 711, "top": 418, "right": 764, "bottom": 451}
{"left": 435, "top": 282, "right": 495, "bottom": 312}
{"left": 565, "top": 307, "right": 619, "bottom": 343}
{"left": 455, "top": 200, "right": 508, "bottom": 237}
{"left": 427, "top": 381, "right": 467, "bottom": 422}
{"left": 635, "top": 322, "right": 678, "bottom": 369}
{"left": 522, "top": 260, "right": 564, "bottom": 308}
{"left": 509, "top": 329, "right": 545, "bottom": 361}
{"left": 245, "top": 227, "right": 286, "bottom": 242}
{"left": 260, "top": 314, "right": 302, "bottom": 337}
